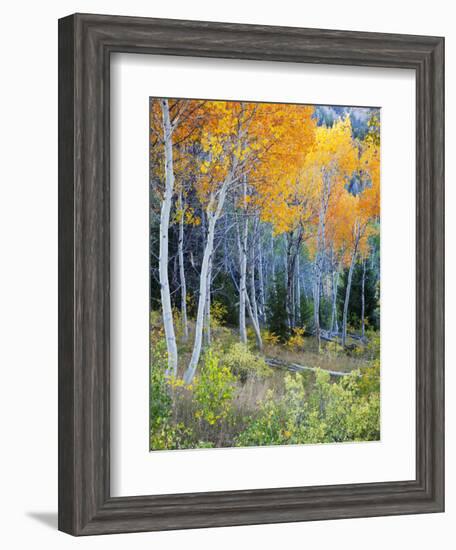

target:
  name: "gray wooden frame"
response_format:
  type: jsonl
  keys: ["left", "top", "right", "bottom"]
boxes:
{"left": 58, "top": 13, "right": 445, "bottom": 536}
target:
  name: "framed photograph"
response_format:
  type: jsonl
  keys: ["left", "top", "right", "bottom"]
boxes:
{"left": 58, "top": 13, "right": 444, "bottom": 535}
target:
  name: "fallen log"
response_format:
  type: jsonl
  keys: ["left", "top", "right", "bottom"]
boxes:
{"left": 318, "top": 332, "right": 343, "bottom": 345}
{"left": 319, "top": 330, "right": 368, "bottom": 345}
{"left": 265, "top": 357, "right": 353, "bottom": 378}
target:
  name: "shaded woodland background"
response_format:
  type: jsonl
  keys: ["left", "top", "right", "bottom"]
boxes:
{"left": 149, "top": 99, "right": 380, "bottom": 450}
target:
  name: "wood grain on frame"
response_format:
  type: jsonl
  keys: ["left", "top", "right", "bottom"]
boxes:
{"left": 58, "top": 13, "right": 444, "bottom": 535}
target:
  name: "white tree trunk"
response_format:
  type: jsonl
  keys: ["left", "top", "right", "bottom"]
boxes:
{"left": 342, "top": 252, "right": 356, "bottom": 347}
{"left": 330, "top": 264, "right": 340, "bottom": 335}
{"left": 250, "top": 241, "right": 260, "bottom": 329}
{"left": 159, "top": 99, "right": 178, "bottom": 376}
{"left": 184, "top": 212, "right": 216, "bottom": 384}
{"left": 184, "top": 177, "right": 232, "bottom": 384}
{"left": 204, "top": 256, "right": 212, "bottom": 346}
{"left": 285, "top": 233, "right": 293, "bottom": 330}
{"left": 239, "top": 226, "right": 248, "bottom": 343}
{"left": 246, "top": 288, "right": 263, "bottom": 351}
{"left": 313, "top": 224, "right": 323, "bottom": 350}
{"left": 313, "top": 172, "right": 331, "bottom": 350}
{"left": 313, "top": 263, "right": 321, "bottom": 350}
{"left": 291, "top": 267, "right": 296, "bottom": 325}
{"left": 270, "top": 233, "right": 275, "bottom": 281}
{"left": 238, "top": 179, "right": 248, "bottom": 344}
{"left": 270, "top": 233, "right": 276, "bottom": 300}
{"left": 285, "top": 229, "right": 303, "bottom": 331}
{"left": 258, "top": 235, "right": 267, "bottom": 323}
{"left": 361, "top": 258, "right": 366, "bottom": 338}
{"left": 342, "top": 225, "right": 360, "bottom": 347}
{"left": 295, "top": 253, "right": 301, "bottom": 324}
{"left": 177, "top": 190, "right": 189, "bottom": 342}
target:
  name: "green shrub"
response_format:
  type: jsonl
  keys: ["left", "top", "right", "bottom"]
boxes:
{"left": 262, "top": 329, "right": 280, "bottom": 346}
{"left": 286, "top": 327, "right": 306, "bottom": 351}
{"left": 210, "top": 300, "right": 228, "bottom": 328}
{"left": 193, "top": 349, "right": 237, "bottom": 425}
{"left": 365, "top": 330, "right": 380, "bottom": 360}
{"left": 220, "top": 342, "right": 270, "bottom": 382}
{"left": 150, "top": 420, "right": 194, "bottom": 450}
{"left": 195, "top": 440, "right": 215, "bottom": 449}
{"left": 150, "top": 339, "right": 191, "bottom": 450}
{"left": 149, "top": 339, "right": 172, "bottom": 429}
{"left": 235, "top": 366, "right": 380, "bottom": 447}
{"left": 235, "top": 389, "right": 290, "bottom": 447}
{"left": 357, "top": 359, "right": 380, "bottom": 395}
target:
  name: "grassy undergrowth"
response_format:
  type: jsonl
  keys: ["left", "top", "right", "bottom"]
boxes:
{"left": 150, "top": 312, "right": 380, "bottom": 450}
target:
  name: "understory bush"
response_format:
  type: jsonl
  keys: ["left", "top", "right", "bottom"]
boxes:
{"left": 234, "top": 366, "right": 380, "bottom": 447}
{"left": 149, "top": 333, "right": 380, "bottom": 451}
{"left": 220, "top": 342, "right": 270, "bottom": 381}
{"left": 149, "top": 339, "right": 171, "bottom": 428}
{"left": 149, "top": 339, "right": 195, "bottom": 450}
{"left": 286, "top": 327, "right": 306, "bottom": 351}
{"left": 193, "top": 349, "right": 237, "bottom": 425}
{"left": 262, "top": 329, "right": 280, "bottom": 346}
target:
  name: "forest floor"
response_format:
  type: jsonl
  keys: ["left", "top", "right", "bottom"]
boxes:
{"left": 151, "top": 312, "right": 370, "bottom": 377}
{"left": 150, "top": 311, "right": 380, "bottom": 450}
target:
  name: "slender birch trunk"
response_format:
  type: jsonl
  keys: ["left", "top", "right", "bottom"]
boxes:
{"left": 250, "top": 219, "right": 260, "bottom": 329}
{"left": 258, "top": 235, "right": 267, "bottom": 323}
{"left": 184, "top": 176, "right": 232, "bottom": 384}
{"left": 313, "top": 220, "right": 323, "bottom": 351}
{"left": 285, "top": 229, "right": 303, "bottom": 331}
{"left": 313, "top": 263, "right": 321, "bottom": 351}
{"left": 361, "top": 258, "right": 366, "bottom": 339}
{"left": 238, "top": 178, "right": 248, "bottom": 344}
{"left": 239, "top": 225, "right": 248, "bottom": 344}
{"left": 270, "top": 233, "right": 276, "bottom": 300}
{"left": 342, "top": 252, "right": 356, "bottom": 347}
{"left": 285, "top": 233, "right": 293, "bottom": 330}
{"left": 250, "top": 260, "right": 260, "bottom": 328}
{"left": 314, "top": 172, "right": 331, "bottom": 350}
{"left": 296, "top": 253, "right": 301, "bottom": 325}
{"left": 223, "top": 214, "right": 229, "bottom": 272}
{"left": 184, "top": 209, "right": 216, "bottom": 384}
{"left": 342, "top": 223, "right": 360, "bottom": 347}
{"left": 204, "top": 257, "right": 212, "bottom": 346}
{"left": 330, "top": 265, "right": 340, "bottom": 335}
{"left": 177, "top": 189, "right": 189, "bottom": 342}
{"left": 159, "top": 99, "right": 178, "bottom": 376}
{"left": 291, "top": 270, "right": 296, "bottom": 326}
{"left": 246, "top": 288, "right": 263, "bottom": 351}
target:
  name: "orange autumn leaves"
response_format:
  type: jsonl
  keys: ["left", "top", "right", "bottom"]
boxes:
{"left": 150, "top": 99, "right": 380, "bottom": 261}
